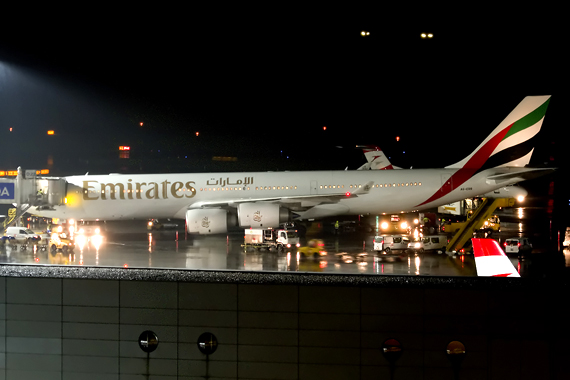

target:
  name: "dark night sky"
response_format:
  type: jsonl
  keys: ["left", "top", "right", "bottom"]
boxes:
{"left": 0, "top": 8, "right": 566, "bottom": 175}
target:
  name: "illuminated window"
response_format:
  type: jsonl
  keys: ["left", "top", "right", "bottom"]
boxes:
{"left": 419, "top": 182, "right": 422, "bottom": 186}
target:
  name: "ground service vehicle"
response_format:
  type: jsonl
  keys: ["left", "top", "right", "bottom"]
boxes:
{"left": 373, "top": 235, "right": 410, "bottom": 253}
{"left": 443, "top": 215, "right": 500, "bottom": 235}
{"left": 5, "top": 227, "right": 41, "bottom": 241}
{"left": 298, "top": 239, "right": 327, "bottom": 258}
{"left": 50, "top": 232, "right": 75, "bottom": 253}
{"left": 408, "top": 235, "right": 448, "bottom": 253}
{"left": 243, "top": 228, "right": 300, "bottom": 250}
{"left": 148, "top": 219, "right": 178, "bottom": 231}
{"left": 504, "top": 237, "right": 532, "bottom": 254}
{"left": 373, "top": 235, "right": 410, "bottom": 262}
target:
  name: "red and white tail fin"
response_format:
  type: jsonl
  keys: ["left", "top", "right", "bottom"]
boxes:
{"left": 472, "top": 238, "right": 520, "bottom": 277}
{"left": 356, "top": 145, "right": 399, "bottom": 170}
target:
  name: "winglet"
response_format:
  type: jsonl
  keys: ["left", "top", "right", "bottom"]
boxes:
{"left": 472, "top": 238, "right": 520, "bottom": 277}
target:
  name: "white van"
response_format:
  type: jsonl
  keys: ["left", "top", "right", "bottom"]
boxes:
{"left": 5, "top": 227, "right": 41, "bottom": 241}
{"left": 503, "top": 237, "right": 532, "bottom": 254}
{"left": 408, "top": 235, "right": 448, "bottom": 253}
{"left": 373, "top": 235, "right": 410, "bottom": 252}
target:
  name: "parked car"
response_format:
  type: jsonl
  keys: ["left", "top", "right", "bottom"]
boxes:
{"left": 503, "top": 237, "right": 532, "bottom": 254}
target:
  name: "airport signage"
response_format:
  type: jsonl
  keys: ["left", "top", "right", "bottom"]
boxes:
{"left": 0, "top": 183, "right": 15, "bottom": 200}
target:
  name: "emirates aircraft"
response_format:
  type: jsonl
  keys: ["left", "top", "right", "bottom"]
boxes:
{"left": 32, "top": 96, "right": 552, "bottom": 234}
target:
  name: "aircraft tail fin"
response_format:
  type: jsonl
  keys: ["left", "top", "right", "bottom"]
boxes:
{"left": 446, "top": 96, "right": 551, "bottom": 170}
{"left": 356, "top": 145, "right": 399, "bottom": 170}
{"left": 472, "top": 238, "right": 520, "bottom": 277}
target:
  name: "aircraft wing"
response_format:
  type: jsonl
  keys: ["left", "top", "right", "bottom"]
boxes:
{"left": 472, "top": 238, "right": 520, "bottom": 277}
{"left": 189, "top": 181, "right": 374, "bottom": 210}
{"left": 485, "top": 167, "right": 555, "bottom": 185}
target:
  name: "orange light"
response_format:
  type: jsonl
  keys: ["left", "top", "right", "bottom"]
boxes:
{"left": 9, "top": 128, "right": 12, "bottom": 132}
{"left": 323, "top": 126, "right": 327, "bottom": 131}
{"left": 41, "top": 169, "right": 49, "bottom": 174}
{"left": 7, "top": 171, "right": 17, "bottom": 176}
{"left": 140, "top": 122, "right": 143, "bottom": 127}
{"left": 119, "top": 146, "right": 131, "bottom": 151}
{"left": 0, "top": 171, "right": 5, "bottom": 176}
{"left": 196, "top": 132, "right": 199, "bottom": 136}
{"left": 396, "top": 136, "right": 400, "bottom": 141}
{"left": 47, "top": 130, "right": 54, "bottom": 135}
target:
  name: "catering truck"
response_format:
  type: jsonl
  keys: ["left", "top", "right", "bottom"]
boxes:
{"left": 243, "top": 228, "right": 300, "bottom": 251}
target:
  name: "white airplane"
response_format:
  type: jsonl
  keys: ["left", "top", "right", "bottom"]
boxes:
{"left": 31, "top": 96, "right": 552, "bottom": 234}
{"left": 472, "top": 238, "right": 520, "bottom": 277}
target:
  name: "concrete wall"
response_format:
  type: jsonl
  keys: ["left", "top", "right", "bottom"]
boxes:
{"left": 0, "top": 266, "right": 566, "bottom": 379}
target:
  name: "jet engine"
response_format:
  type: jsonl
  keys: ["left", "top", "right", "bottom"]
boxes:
{"left": 186, "top": 209, "right": 236, "bottom": 234}
{"left": 237, "top": 202, "right": 290, "bottom": 228}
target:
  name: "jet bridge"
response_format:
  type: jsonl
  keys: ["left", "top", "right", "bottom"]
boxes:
{"left": 445, "top": 197, "right": 515, "bottom": 254}
{"left": 0, "top": 167, "right": 68, "bottom": 230}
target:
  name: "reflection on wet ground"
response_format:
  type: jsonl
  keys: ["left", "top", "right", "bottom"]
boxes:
{"left": 1, "top": 206, "right": 568, "bottom": 277}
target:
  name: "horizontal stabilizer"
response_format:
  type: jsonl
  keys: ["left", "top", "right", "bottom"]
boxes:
{"left": 485, "top": 167, "right": 555, "bottom": 185}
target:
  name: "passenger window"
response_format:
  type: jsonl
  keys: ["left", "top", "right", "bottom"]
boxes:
{"left": 394, "top": 237, "right": 401, "bottom": 243}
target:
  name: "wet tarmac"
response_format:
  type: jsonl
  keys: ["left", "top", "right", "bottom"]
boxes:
{"left": 1, "top": 206, "right": 568, "bottom": 278}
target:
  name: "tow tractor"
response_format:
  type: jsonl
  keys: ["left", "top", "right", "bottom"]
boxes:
{"left": 243, "top": 228, "right": 300, "bottom": 251}
{"left": 49, "top": 229, "right": 75, "bottom": 253}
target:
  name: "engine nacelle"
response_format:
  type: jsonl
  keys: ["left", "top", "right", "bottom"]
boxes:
{"left": 237, "top": 202, "right": 290, "bottom": 228}
{"left": 186, "top": 209, "right": 233, "bottom": 234}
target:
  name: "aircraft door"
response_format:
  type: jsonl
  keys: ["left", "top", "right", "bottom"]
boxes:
{"left": 310, "top": 180, "right": 318, "bottom": 195}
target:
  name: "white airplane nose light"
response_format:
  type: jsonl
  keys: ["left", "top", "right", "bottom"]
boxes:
{"left": 517, "top": 195, "right": 525, "bottom": 202}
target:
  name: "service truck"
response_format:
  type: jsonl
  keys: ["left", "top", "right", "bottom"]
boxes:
{"left": 243, "top": 228, "right": 300, "bottom": 251}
